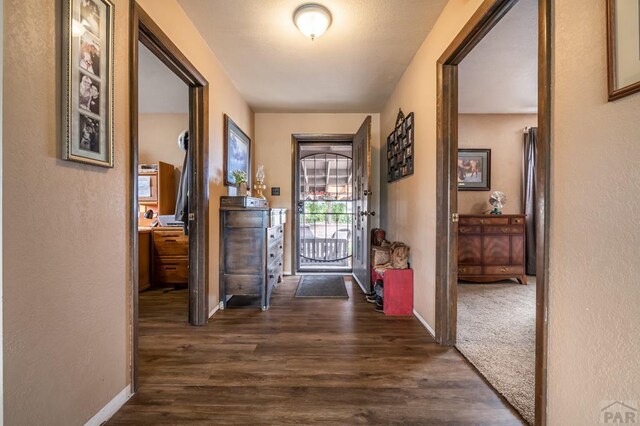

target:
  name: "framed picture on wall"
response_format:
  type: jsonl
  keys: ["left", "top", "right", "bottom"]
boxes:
{"left": 458, "top": 149, "right": 491, "bottom": 191}
{"left": 62, "top": 0, "right": 115, "bottom": 167}
{"left": 607, "top": 0, "right": 640, "bottom": 100}
{"left": 223, "top": 114, "right": 252, "bottom": 187}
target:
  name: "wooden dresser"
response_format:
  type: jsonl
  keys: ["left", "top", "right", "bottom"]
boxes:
{"left": 219, "top": 197, "right": 286, "bottom": 310}
{"left": 458, "top": 214, "right": 527, "bottom": 284}
{"left": 152, "top": 227, "right": 189, "bottom": 286}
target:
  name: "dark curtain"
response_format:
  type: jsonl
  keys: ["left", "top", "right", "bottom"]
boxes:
{"left": 523, "top": 127, "right": 537, "bottom": 275}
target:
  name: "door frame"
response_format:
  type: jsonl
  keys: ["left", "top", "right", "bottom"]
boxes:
{"left": 291, "top": 134, "right": 354, "bottom": 275}
{"left": 434, "top": 0, "right": 551, "bottom": 424}
{"left": 129, "top": 2, "right": 210, "bottom": 391}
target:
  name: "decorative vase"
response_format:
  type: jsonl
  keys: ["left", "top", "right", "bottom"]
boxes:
{"left": 238, "top": 182, "right": 248, "bottom": 196}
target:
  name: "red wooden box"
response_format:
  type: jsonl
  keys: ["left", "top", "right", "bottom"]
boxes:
{"left": 374, "top": 268, "right": 413, "bottom": 316}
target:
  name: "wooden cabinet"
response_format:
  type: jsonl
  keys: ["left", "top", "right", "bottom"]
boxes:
{"left": 219, "top": 199, "right": 286, "bottom": 310}
{"left": 457, "top": 214, "right": 527, "bottom": 284}
{"left": 138, "top": 162, "right": 176, "bottom": 216}
{"left": 152, "top": 227, "right": 189, "bottom": 286}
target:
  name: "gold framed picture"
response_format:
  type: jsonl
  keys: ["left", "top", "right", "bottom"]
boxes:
{"left": 607, "top": 0, "right": 640, "bottom": 101}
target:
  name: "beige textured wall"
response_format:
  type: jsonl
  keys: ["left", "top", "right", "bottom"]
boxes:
{"left": 380, "top": 0, "right": 484, "bottom": 326}
{"left": 3, "top": 0, "right": 253, "bottom": 423}
{"left": 548, "top": 1, "right": 640, "bottom": 423}
{"left": 254, "top": 113, "right": 380, "bottom": 275}
{"left": 139, "top": 113, "right": 189, "bottom": 192}
{"left": 4, "top": 0, "right": 131, "bottom": 423}
{"left": 458, "top": 114, "right": 537, "bottom": 214}
{"left": 137, "top": 0, "right": 254, "bottom": 313}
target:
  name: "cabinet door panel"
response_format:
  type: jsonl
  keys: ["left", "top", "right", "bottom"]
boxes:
{"left": 483, "top": 235, "right": 511, "bottom": 265}
{"left": 458, "top": 235, "right": 482, "bottom": 265}
{"left": 511, "top": 235, "right": 525, "bottom": 265}
{"left": 224, "top": 228, "right": 264, "bottom": 274}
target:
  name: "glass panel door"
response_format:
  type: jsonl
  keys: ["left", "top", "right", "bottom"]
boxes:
{"left": 297, "top": 149, "right": 353, "bottom": 271}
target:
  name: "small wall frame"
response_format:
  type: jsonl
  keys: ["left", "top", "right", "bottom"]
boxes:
{"left": 386, "top": 111, "right": 414, "bottom": 182}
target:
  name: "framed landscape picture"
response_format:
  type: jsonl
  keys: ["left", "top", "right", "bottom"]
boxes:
{"left": 223, "top": 114, "right": 252, "bottom": 187}
{"left": 458, "top": 149, "right": 491, "bottom": 191}
{"left": 62, "top": 0, "right": 115, "bottom": 167}
{"left": 607, "top": 0, "right": 640, "bottom": 100}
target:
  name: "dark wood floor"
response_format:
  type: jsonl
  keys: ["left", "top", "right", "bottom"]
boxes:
{"left": 109, "top": 276, "right": 524, "bottom": 425}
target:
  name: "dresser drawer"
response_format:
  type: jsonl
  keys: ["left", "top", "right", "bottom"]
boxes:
{"left": 510, "top": 216, "right": 525, "bottom": 225}
{"left": 267, "top": 256, "right": 283, "bottom": 280}
{"left": 458, "top": 266, "right": 482, "bottom": 275}
{"left": 267, "top": 240, "right": 284, "bottom": 262}
{"left": 224, "top": 210, "right": 266, "bottom": 228}
{"left": 484, "top": 225, "right": 524, "bottom": 234}
{"left": 153, "top": 229, "right": 188, "bottom": 257}
{"left": 222, "top": 274, "right": 262, "bottom": 295}
{"left": 267, "top": 225, "right": 284, "bottom": 242}
{"left": 154, "top": 258, "right": 188, "bottom": 284}
{"left": 460, "top": 216, "right": 509, "bottom": 226}
{"left": 458, "top": 226, "right": 481, "bottom": 235}
{"left": 484, "top": 265, "right": 524, "bottom": 275}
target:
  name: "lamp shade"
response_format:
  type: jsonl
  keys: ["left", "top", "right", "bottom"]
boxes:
{"left": 293, "top": 4, "right": 332, "bottom": 40}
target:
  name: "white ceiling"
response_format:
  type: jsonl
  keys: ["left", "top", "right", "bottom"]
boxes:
{"left": 177, "top": 0, "right": 448, "bottom": 113}
{"left": 458, "top": 0, "right": 538, "bottom": 114}
{"left": 138, "top": 42, "right": 190, "bottom": 114}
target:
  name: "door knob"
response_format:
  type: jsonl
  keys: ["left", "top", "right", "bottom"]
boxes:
{"left": 360, "top": 211, "right": 376, "bottom": 217}
{"left": 363, "top": 190, "right": 372, "bottom": 196}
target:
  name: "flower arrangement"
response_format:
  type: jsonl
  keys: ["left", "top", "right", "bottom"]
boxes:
{"left": 231, "top": 170, "right": 247, "bottom": 185}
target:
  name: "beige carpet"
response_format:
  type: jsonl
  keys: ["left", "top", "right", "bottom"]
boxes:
{"left": 457, "top": 278, "right": 536, "bottom": 425}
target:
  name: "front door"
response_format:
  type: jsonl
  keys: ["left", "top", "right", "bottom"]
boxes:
{"left": 352, "top": 116, "right": 373, "bottom": 292}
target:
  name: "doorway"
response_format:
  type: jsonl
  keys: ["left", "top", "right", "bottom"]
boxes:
{"left": 295, "top": 141, "right": 354, "bottom": 273}
{"left": 435, "top": 0, "right": 551, "bottom": 424}
{"left": 290, "top": 117, "right": 373, "bottom": 293}
{"left": 129, "top": 3, "right": 209, "bottom": 391}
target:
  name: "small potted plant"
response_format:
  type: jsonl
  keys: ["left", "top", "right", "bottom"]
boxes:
{"left": 231, "top": 170, "right": 248, "bottom": 196}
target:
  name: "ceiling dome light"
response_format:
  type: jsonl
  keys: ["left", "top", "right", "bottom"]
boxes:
{"left": 293, "top": 4, "right": 332, "bottom": 41}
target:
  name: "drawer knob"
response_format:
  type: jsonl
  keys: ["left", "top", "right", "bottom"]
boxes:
{"left": 269, "top": 274, "right": 274, "bottom": 279}
{"left": 279, "top": 245, "right": 283, "bottom": 249}
{"left": 279, "top": 262, "right": 282, "bottom": 266}
{"left": 501, "top": 228, "right": 508, "bottom": 233}
{"left": 270, "top": 253, "right": 274, "bottom": 258}
{"left": 459, "top": 267, "right": 467, "bottom": 273}
{"left": 279, "top": 229, "right": 283, "bottom": 233}
{"left": 480, "top": 219, "right": 486, "bottom": 224}
{"left": 500, "top": 267, "right": 509, "bottom": 272}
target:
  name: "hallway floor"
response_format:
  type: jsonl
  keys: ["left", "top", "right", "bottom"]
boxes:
{"left": 109, "top": 277, "right": 524, "bottom": 425}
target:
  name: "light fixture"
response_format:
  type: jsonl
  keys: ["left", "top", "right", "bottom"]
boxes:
{"left": 293, "top": 3, "right": 332, "bottom": 41}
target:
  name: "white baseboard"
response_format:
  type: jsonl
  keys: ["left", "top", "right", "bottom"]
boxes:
{"left": 209, "top": 304, "right": 220, "bottom": 319}
{"left": 85, "top": 385, "right": 131, "bottom": 426}
{"left": 413, "top": 309, "right": 436, "bottom": 340}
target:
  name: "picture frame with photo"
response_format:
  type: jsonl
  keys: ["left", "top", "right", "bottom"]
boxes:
{"left": 607, "top": 0, "right": 640, "bottom": 101}
{"left": 224, "top": 114, "right": 252, "bottom": 187}
{"left": 458, "top": 149, "right": 491, "bottom": 191}
{"left": 62, "top": 0, "right": 114, "bottom": 167}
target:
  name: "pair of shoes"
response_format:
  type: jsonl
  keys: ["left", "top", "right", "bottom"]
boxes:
{"left": 365, "top": 290, "right": 376, "bottom": 297}
{"left": 375, "top": 301, "right": 384, "bottom": 313}
{"left": 366, "top": 294, "right": 378, "bottom": 303}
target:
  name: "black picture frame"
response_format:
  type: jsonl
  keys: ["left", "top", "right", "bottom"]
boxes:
{"left": 457, "top": 149, "right": 491, "bottom": 191}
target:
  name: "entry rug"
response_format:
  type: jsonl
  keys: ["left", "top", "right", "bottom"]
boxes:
{"left": 295, "top": 275, "right": 349, "bottom": 299}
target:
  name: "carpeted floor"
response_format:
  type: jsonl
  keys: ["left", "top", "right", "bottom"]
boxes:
{"left": 295, "top": 275, "right": 349, "bottom": 298}
{"left": 457, "top": 278, "right": 536, "bottom": 425}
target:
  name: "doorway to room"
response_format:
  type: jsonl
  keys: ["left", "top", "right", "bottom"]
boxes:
{"left": 130, "top": 4, "right": 209, "bottom": 392}
{"left": 435, "top": 0, "right": 551, "bottom": 424}
{"left": 295, "top": 141, "right": 354, "bottom": 273}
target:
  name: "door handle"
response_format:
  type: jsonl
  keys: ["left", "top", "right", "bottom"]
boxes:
{"left": 360, "top": 211, "right": 376, "bottom": 217}
{"left": 363, "top": 189, "right": 372, "bottom": 196}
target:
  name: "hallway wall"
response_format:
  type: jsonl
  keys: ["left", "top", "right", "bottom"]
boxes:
{"left": 549, "top": 0, "right": 640, "bottom": 423}
{"left": 379, "top": 0, "right": 485, "bottom": 327}
{"left": 254, "top": 113, "right": 381, "bottom": 275}
{"left": 4, "top": 0, "right": 131, "bottom": 423}
{"left": 3, "top": 0, "right": 253, "bottom": 424}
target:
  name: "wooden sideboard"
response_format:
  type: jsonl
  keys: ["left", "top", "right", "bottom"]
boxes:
{"left": 457, "top": 214, "right": 527, "bottom": 284}
{"left": 219, "top": 199, "right": 286, "bottom": 310}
